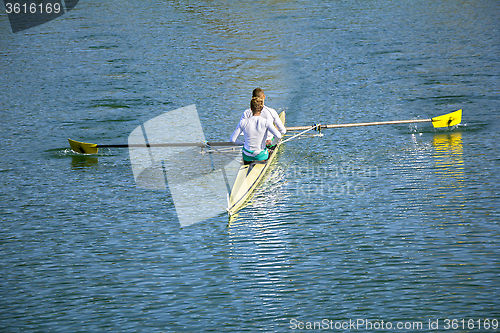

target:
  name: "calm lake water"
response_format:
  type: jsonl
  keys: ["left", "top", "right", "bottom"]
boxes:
{"left": 1, "top": 0, "right": 499, "bottom": 332}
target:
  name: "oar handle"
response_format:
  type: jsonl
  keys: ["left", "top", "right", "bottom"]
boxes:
{"left": 286, "top": 118, "right": 432, "bottom": 131}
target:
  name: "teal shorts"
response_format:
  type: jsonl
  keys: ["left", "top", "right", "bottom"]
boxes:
{"left": 242, "top": 148, "right": 269, "bottom": 161}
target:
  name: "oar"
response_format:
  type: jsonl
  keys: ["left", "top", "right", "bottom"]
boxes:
{"left": 286, "top": 109, "right": 462, "bottom": 131}
{"left": 68, "top": 139, "right": 238, "bottom": 154}
{"left": 69, "top": 110, "right": 462, "bottom": 154}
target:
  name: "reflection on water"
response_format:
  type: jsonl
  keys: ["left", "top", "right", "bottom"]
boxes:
{"left": 432, "top": 132, "right": 464, "bottom": 181}
{"left": 431, "top": 132, "right": 465, "bottom": 214}
{"left": 433, "top": 132, "right": 463, "bottom": 155}
{"left": 70, "top": 155, "right": 98, "bottom": 169}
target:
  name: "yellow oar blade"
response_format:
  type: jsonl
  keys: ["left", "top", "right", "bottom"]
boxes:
{"left": 68, "top": 139, "right": 98, "bottom": 154}
{"left": 431, "top": 109, "right": 462, "bottom": 128}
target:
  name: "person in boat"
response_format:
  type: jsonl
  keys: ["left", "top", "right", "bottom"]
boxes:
{"left": 230, "top": 97, "right": 282, "bottom": 165}
{"left": 239, "top": 88, "right": 286, "bottom": 147}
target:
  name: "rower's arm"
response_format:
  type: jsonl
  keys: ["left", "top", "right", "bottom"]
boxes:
{"left": 267, "top": 121, "right": 282, "bottom": 141}
{"left": 272, "top": 111, "right": 286, "bottom": 135}
{"left": 230, "top": 123, "right": 245, "bottom": 146}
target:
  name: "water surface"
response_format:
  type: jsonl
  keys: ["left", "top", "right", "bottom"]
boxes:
{"left": 1, "top": 0, "right": 499, "bottom": 331}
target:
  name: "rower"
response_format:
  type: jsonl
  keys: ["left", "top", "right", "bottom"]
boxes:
{"left": 230, "top": 97, "right": 282, "bottom": 165}
{"left": 239, "top": 88, "right": 286, "bottom": 147}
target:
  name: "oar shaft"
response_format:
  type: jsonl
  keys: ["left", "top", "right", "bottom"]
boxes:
{"left": 286, "top": 118, "right": 432, "bottom": 131}
{"left": 98, "top": 142, "right": 238, "bottom": 148}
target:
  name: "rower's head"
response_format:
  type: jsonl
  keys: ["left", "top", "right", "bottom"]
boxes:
{"left": 250, "top": 97, "right": 264, "bottom": 116}
{"left": 252, "top": 88, "right": 265, "bottom": 100}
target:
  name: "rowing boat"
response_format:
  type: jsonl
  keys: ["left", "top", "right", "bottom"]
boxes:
{"left": 226, "top": 111, "right": 286, "bottom": 216}
{"left": 68, "top": 108, "right": 462, "bottom": 223}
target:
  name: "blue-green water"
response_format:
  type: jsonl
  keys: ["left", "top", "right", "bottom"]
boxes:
{"left": 1, "top": 0, "right": 499, "bottom": 332}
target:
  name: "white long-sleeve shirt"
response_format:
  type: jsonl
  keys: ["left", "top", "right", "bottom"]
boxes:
{"left": 240, "top": 105, "right": 286, "bottom": 141}
{"left": 230, "top": 116, "right": 282, "bottom": 155}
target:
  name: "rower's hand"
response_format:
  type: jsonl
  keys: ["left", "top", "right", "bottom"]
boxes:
{"left": 266, "top": 140, "right": 272, "bottom": 146}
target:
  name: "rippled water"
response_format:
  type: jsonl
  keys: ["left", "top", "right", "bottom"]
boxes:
{"left": 1, "top": 0, "right": 499, "bottom": 332}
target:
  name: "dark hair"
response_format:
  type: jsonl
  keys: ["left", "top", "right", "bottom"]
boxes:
{"left": 252, "top": 88, "right": 265, "bottom": 99}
